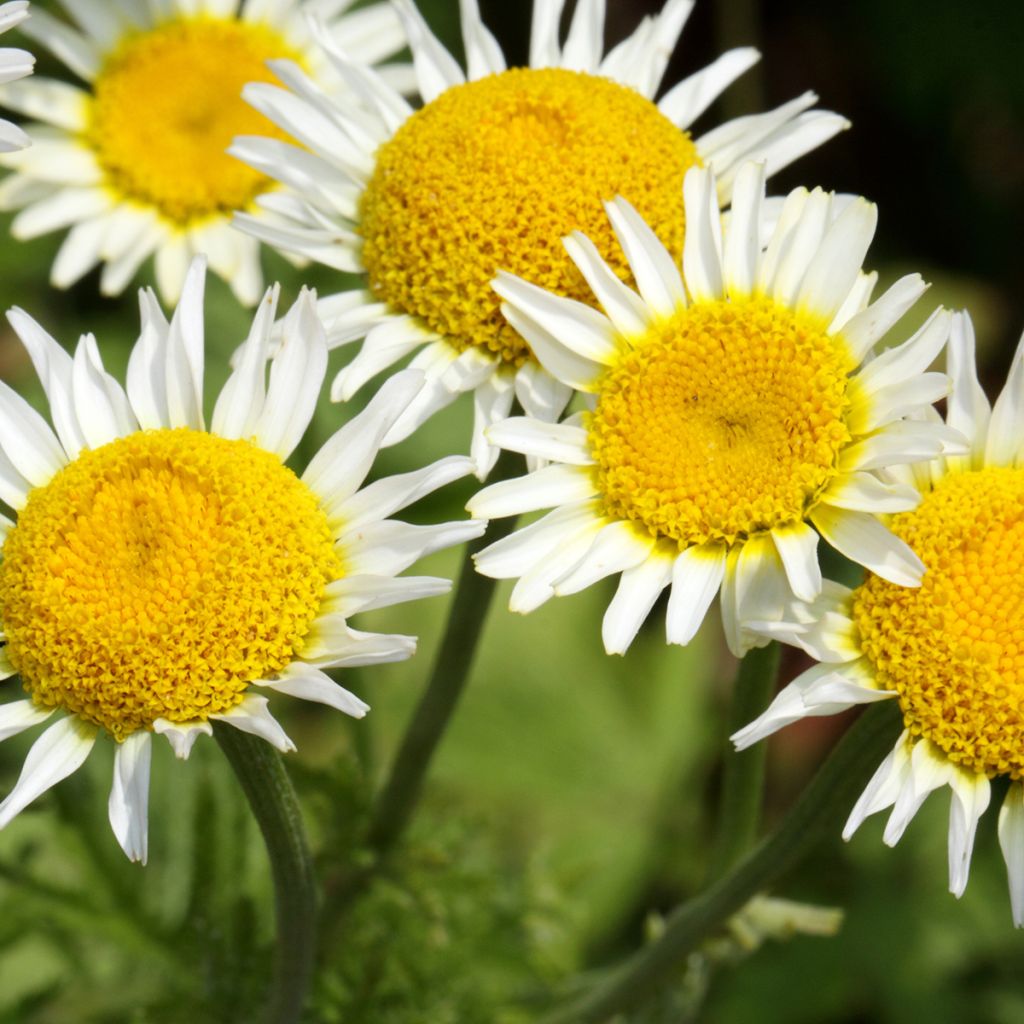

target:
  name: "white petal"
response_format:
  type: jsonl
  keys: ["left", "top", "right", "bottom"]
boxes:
{"left": 468, "top": 464, "right": 596, "bottom": 519}
{"left": 508, "top": 514, "right": 607, "bottom": 613}
{"left": 849, "top": 372, "right": 951, "bottom": 435}
{"left": 163, "top": 257, "right": 206, "bottom": 430}
{"left": 837, "top": 273, "right": 929, "bottom": 363}
{"left": 682, "top": 166, "right": 724, "bottom": 302}
{"left": 723, "top": 160, "right": 765, "bottom": 299}
{"left": 255, "top": 663, "right": 369, "bottom": 719}
{"left": 493, "top": 271, "right": 619, "bottom": 365}
{"left": 254, "top": 289, "right": 327, "bottom": 460}
{"left": 771, "top": 521, "right": 822, "bottom": 602}
{"left": 843, "top": 731, "right": 913, "bottom": 839}
{"left": 602, "top": 549, "right": 674, "bottom": 655}
{"left": 985, "top": 328, "right": 1024, "bottom": 468}
{"left": 818, "top": 472, "right": 921, "bottom": 514}
{"left": 604, "top": 196, "right": 686, "bottom": 317}
{"left": 320, "top": 574, "right": 451, "bottom": 617}
{"left": 342, "top": 519, "right": 486, "bottom": 577}
{"left": 999, "top": 783, "right": 1024, "bottom": 927}
{"left": 561, "top": 0, "right": 605, "bottom": 71}
{"left": 732, "top": 660, "right": 891, "bottom": 750}
{"left": 883, "top": 739, "right": 952, "bottom": 846}
{"left": 72, "top": 334, "right": 137, "bottom": 447}
{"left": 330, "top": 315, "right": 435, "bottom": 401}
{"left": 768, "top": 187, "right": 832, "bottom": 306}
{"left": 152, "top": 718, "right": 212, "bottom": 760}
{"left": 471, "top": 371, "right": 516, "bottom": 479}
{"left": 211, "top": 285, "right": 278, "bottom": 440}
{"left": 563, "top": 231, "right": 649, "bottom": 337}
{"left": 658, "top": 47, "right": 760, "bottom": 129}
{"left": 945, "top": 311, "right": 991, "bottom": 471}
{"left": 108, "top": 731, "right": 151, "bottom": 864}
{"left": 485, "top": 417, "right": 592, "bottom": 466}
{"left": 330, "top": 455, "right": 475, "bottom": 530}
{"left": 796, "top": 198, "right": 877, "bottom": 324}
{"left": 210, "top": 695, "right": 295, "bottom": 753}
{"left": 810, "top": 505, "right": 924, "bottom": 587}
{"left": 393, "top": 0, "right": 465, "bottom": 102}
{"left": 0, "top": 716, "right": 97, "bottom": 829}
{"left": 0, "top": 700, "right": 54, "bottom": 740}
{"left": 553, "top": 519, "right": 655, "bottom": 595}
{"left": 304, "top": 369, "right": 425, "bottom": 504}
{"left": 665, "top": 542, "right": 727, "bottom": 646}
{"left": 529, "top": 0, "right": 565, "bottom": 68}
{"left": 6, "top": 308, "right": 86, "bottom": 459}
{"left": 0, "top": 378, "right": 67, "bottom": 486}
{"left": 853, "top": 308, "right": 952, "bottom": 398}
{"left": 125, "top": 289, "right": 171, "bottom": 431}
{"left": 300, "top": 620, "right": 416, "bottom": 669}
{"left": 459, "top": 0, "right": 506, "bottom": 79}
{"left": 473, "top": 499, "right": 602, "bottom": 579}
{"left": 947, "top": 769, "right": 990, "bottom": 899}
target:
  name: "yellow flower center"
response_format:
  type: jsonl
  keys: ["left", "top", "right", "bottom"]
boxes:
{"left": 853, "top": 466, "right": 1024, "bottom": 778}
{"left": 360, "top": 67, "right": 699, "bottom": 366}
{"left": 87, "top": 18, "right": 299, "bottom": 225}
{"left": 0, "top": 430, "right": 340, "bottom": 740}
{"left": 587, "top": 297, "right": 854, "bottom": 546}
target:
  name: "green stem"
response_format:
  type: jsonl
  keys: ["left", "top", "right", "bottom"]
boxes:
{"left": 537, "top": 702, "right": 901, "bottom": 1024}
{"left": 215, "top": 726, "right": 317, "bottom": 1024}
{"left": 708, "top": 643, "right": 781, "bottom": 879}
{"left": 363, "top": 507, "right": 518, "bottom": 860}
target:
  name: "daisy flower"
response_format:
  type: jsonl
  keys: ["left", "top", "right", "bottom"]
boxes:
{"left": 0, "top": 256, "right": 484, "bottom": 863}
{"left": 0, "top": 2, "right": 32, "bottom": 151}
{"left": 466, "top": 163, "right": 963, "bottom": 657}
{"left": 232, "top": 0, "right": 849, "bottom": 474}
{"left": 733, "top": 312, "right": 1024, "bottom": 924}
{"left": 0, "top": 0, "right": 408, "bottom": 305}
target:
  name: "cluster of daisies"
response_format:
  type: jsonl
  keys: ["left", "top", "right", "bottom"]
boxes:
{"left": 0, "top": 0, "right": 1019, "bottom": 930}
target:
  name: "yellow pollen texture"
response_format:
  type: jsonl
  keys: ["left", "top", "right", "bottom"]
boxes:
{"left": 588, "top": 297, "right": 854, "bottom": 546}
{"left": 360, "top": 67, "right": 698, "bottom": 366}
{"left": 88, "top": 18, "right": 299, "bottom": 224}
{"left": 0, "top": 429, "right": 340, "bottom": 740}
{"left": 853, "top": 466, "right": 1024, "bottom": 779}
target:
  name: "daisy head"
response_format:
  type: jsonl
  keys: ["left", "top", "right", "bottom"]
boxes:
{"left": 467, "top": 163, "right": 962, "bottom": 657}
{"left": 0, "top": 2, "right": 31, "bottom": 151}
{"left": 0, "top": 0, "right": 407, "bottom": 304}
{"left": 733, "top": 311, "right": 1024, "bottom": 923}
{"left": 232, "top": 0, "right": 848, "bottom": 473}
{"left": 0, "top": 257, "right": 483, "bottom": 863}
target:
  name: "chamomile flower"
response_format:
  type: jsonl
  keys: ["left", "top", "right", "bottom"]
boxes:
{"left": 0, "top": 2, "right": 31, "bottom": 151}
{"left": 232, "top": 0, "right": 848, "bottom": 474}
{"left": 0, "top": 256, "right": 483, "bottom": 863}
{"left": 0, "top": 0, "right": 408, "bottom": 304}
{"left": 466, "top": 164, "right": 962, "bottom": 657}
{"left": 733, "top": 312, "right": 1024, "bottom": 924}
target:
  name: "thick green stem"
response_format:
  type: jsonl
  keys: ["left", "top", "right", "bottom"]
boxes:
{"left": 363, "top": 509, "right": 517, "bottom": 860}
{"left": 708, "top": 643, "right": 781, "bottom": 879}
{"left": 215, "top": 726, "right": 317, "bottom": 1024}
{"left": 538, "top": 702, "right": 901, "bottom": 1024}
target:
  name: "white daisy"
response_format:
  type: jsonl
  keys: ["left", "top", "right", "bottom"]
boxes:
{"left": 0, "top": 0, "right": 409, "bottom": 304}
{"left": 733, "top": 311, "right": 1024, "bottom": 925}
{"left": 466, "top": 163, "right": 964, "bottom": 657}
{"left": 0, "top": 256, "right": 484, "bottom": 863}
{"left": 231, "top": 0, "right": 849, "bottom": 475}
{"left": 0, "top": 2, "right": 32, "bottom": 151}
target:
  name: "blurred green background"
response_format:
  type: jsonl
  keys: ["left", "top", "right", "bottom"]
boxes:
{"left": 0, "top": 0, "right": 1022, "bottom": 1021}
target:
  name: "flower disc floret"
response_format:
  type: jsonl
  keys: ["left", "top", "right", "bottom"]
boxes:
{"left": 588, "top": 297, "right": 855, "bottom": 546}
{"left": 359, "top": 67, "right": 699, "bottom": 365}
{"left": 88, "top": 18, "right": 298, "bottom": 224}
{"left": 853, "top": 466, "right": 1024, "bottom": 779}
{"left": 0, "top": 428, "right": 340, "bottom": 740}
